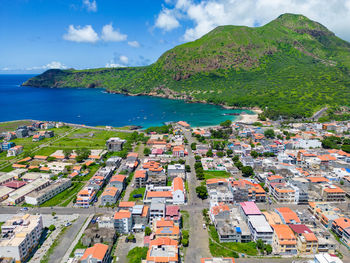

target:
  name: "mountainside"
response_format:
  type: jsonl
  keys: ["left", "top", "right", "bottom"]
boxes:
{"left": 23, "top": 14, "right": 350, "bottom": 120}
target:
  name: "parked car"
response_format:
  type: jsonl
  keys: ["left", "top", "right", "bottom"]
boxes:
{"left": 21, "top": 207, "right": 28, "bottom": 211}
{"left": 65, "top": 222, "right": 72, "bottom": 227}
{"left": 203, "top": 224, "right": 206, "bottom": 229}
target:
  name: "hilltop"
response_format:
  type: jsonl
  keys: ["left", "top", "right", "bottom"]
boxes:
{"left": 23, "top": 14, "right": 350, "bottom": 120}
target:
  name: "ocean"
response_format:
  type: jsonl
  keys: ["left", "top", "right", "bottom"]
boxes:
{"left": 0, "top": 74, "right": 249, "bottom": 128}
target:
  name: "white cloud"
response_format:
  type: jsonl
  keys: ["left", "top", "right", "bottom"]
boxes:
{"left": 119, "top": 55, "right": 129, "bottom": 64}
{"left": 101, "top": 24, "right": 127, "bottom": 42}
{"left": 1, "top": 67, "right": 11, "bottom": 71}
{"left": 156, "top": 0, "right": 350, "bottom": 42}
{"left": 26, "top": 61, "right": 67, "bottom": 71}
{"left": 63, "top": 25, "right": 99, "bottom": 43}
{"left": 105, "top": 63, "right": 124, "bottom": 68}
{"left": 128, "top": 41, "right": 140, "bottom": 47}
{"left": 155, "top": 8, "right": 180, "bottom": 31}
{"left": 83, "top": 0, "right": 97, "bottom": 12}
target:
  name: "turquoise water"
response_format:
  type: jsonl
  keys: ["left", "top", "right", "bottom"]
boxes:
{"left": 0, "top": 74, "right": 250, "bottom": 128}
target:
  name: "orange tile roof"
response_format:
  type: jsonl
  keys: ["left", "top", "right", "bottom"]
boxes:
{"left": 34, "top": 155, "right": 48, "bottom": 160}
{"left": 177, "top": 121, "right": 190, "bottom": 127}
{"left": 155, "top": 225, "right": 180, "bottom": 236}
{"left": 142, "top": 206, "right": 149, "bottom": 217}
{"left": 272, "top": 224, "right": 297, "bottom": 245}
{"left": 333, "top": 217, "right": 350, "bottom": 231}
{"left": 267, "top": 175, "right": 283, "bottom": 181}
{"left": 307, "top": 176, "right": 330, "bottom": 183}
{"left": 173, "top": 177, "right": 184, "bottom": 192}
{"left": 275, "top": 207, "right": 301, "bottom": 224}
{"left": 40, "top": 167, "right": 50, "bottom": 171}
{"left": 114, "top": 210, "right": 131, "bottom": 219}
{"left": 110, "top": 174, "right": 126, "bottom": 182}
{"left": 149, "top": 237, "right": 178, "bottom": 247}
{"left": 156, "top": 218, "right": 175, "bottom": 228}
{"left": 318, "top": 154, "right": 337, "bottom": 161}
{"left": 147, "top": 191, "right": 173, "bottom": 198}
{"left": 211, "top": 204, "right": 230, "bottom": 216}
{"left": 127, "top": 152, "right": 138, "bottom": 158}
{"left": 323, "top": 185, "right": 345, "bottom": 193}
{"left": 135, "top": 170, "right": 147, "bottom": 178}
{"left": 81, "top": 243, "right": 108, "bottom": 261}
{"left": 102, "top": 187, "right": 119, "bottom": 197}
{"left": 119, "top": 201, "right": 135, "bottom": 208}
{"left": 206, "top": 178, "right": 228, "bottom": 185}
{"left": 17, "top": 157, "right": 32, "bottom": 163}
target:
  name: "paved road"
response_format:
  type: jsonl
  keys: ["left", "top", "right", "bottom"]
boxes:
{"left": 49, "top": 214, "right": 89, "bottom": 263}
{"left": 183, "top": 130, "right": 211, "bottom": 262}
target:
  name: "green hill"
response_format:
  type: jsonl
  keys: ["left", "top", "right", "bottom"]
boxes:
{"left": 23, "top": 14, "right": 350, "bottom": 120}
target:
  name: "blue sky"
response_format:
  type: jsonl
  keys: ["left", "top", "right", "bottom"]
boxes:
{"left": 1, "top": 0, "right": 350, "bottom": 74}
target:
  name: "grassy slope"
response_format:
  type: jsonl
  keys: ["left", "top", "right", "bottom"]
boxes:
{"left": 23, "top": 14, "right": 350, "bottom": 119}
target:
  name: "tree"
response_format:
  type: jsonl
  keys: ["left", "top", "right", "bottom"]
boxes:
{"left": 264, "top": 129, "right": 275, "bottom": 139}
{"left": 241, "top": 166, "right": 254, "bottom": 177}
{"left": 51, "top": 212, "right": 56, "bottom": 217}
{"left": 195, "top": 155, "right": 201, "bottom": 161}
{"left": 63, "top": 149, "right": 72, "bottom": 159}
{"left": 216, "top": 151, "right": 224, "bottom": 158}
{"left": 220, "top": 120, "right": 232, "bottom": 127}
{"left": 191, "top": 142, "right": 197, "bottom": 150}
{"left": 206, "top": 149, "right": 213, "bottom": 157}
{"left": 196, "top": 186, "right": 208, "bottom": 199}
{"left": 256, "top": 239, "right": 264, "bottom": 250}
{"left": 48, "top": 225, "right": 56, "bottom": 231}
{"left": 145, "top": 227, "right": 152, "bottom": 236}
{"left": 185, "top": 165, "right": 191, "bottom": 173}
{"left": 251, "top": 150, "right": 258, "bottom": 158}
{"left": 265, "top": 244, "right": 272, "bottom": 255}
{"left": 234, "top": 161, "right": 243, "bottom": 170}
{"left": 232, "top": 155, "right": 239, "bottom": 162}
{"left": 226, "top": 149, "right": 233, "bottom": 156}
{"left": 143, "top": 147, "right": 151, "bottom": 156}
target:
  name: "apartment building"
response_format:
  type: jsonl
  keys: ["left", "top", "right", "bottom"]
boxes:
{"left": 24, "top": 178, "right": 71, "bottom": 205}
{"left": 109, "top": 174, "right": 126, "bottom": 190}
{"left": 275, "top": 207, "right": 301, "bottom": 225}
{"left": 0, "top": 214, "right": 43, "bottom": 262}
{"left": 321, "top": 185, "right": 346, "bottom": 202}
{"left": 80, "top": 243, "right": 109, "bottom": 263}
{"left": 247, "top": 215, "right": 274, "bottom": 244}
{"left": 289, "top": 224, "right": 318, "bottom": 255}
{"left": 106, "top": 137, "right": 126, "bottom": 152}
{"left": 272, "top": 224, "right": 297, "bottom": 255}
{"left": 270, "top": 183, "right": 296, "bottom": 203}
{"left": 101, "top": 187, "right": 120, "bottom": 206}
{"left": 146, "top": 237, "right": 178, "bottom": 263}
{"left": 113, "top": 210, "right": 132, "bottom": 234}
{"left": 6, "top": 178, "right": 50, "bottom": 205}
{"left": 154, "top": 218, "right": 180, "bottom": 241}
{"left": 134, "top": 170, "right": 147, "bottom": 188}
{"left": 76, "top": 187, "right": 96, "bottom": 208}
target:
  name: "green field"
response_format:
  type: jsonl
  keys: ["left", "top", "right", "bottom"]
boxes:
{"left": 0, "top": 121, "right": 32, "bottom": 132}
{"left": 204, "top": 170, "right": 231, "bottom": 180}
{"left": 128, "top": 187, "right": 146, "bottom": 201}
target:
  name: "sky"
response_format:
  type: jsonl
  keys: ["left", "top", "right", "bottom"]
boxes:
{"left": 1, "top": 0, "right": 350, "bottom": 74}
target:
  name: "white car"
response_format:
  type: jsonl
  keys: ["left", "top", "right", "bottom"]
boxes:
{"left": 203, "top": 224, "right": 206, "bottom": 229}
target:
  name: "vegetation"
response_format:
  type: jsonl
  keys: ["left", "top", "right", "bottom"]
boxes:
{"left": 196, "top": 185, "right": 208, "bottom": 199}
{"left": 126, "top": 247, "right": 148, "bottom": 263}
{"left": 24, "top": 14, "right": 350, "bottom": 120}
{"left": 145, "top": 227, "right": 152, "bottom": 236}
{"left": 181, "top": 230, "right": 189, "bottom": 247}
{"left": 208, "top": 225, "right": 258, "bottom": 256}
{"left": 128, "top": 187, "right": 146, "bottom": 201}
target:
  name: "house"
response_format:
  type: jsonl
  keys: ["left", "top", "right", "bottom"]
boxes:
{"left": 1, "top": 142, "right": 15, "bottom": 151}
{"left": 109, "top": 174, "right": 126, "bottom": 190}
{"left": 331, "top": 217, "right": 350, "bottom": 240}
{"left": 154, "top": 218, "right": 180, "bottom": 241}
{"left": 132, "top": 205, "right": 149, "bottom": 229}
{"left": 32, "top": 134, "right": 44, "bottom": 142}
{"left": 146, "top": 237, "right": 178, "bottom": 263}
{"left": 167, "top": 164, "right": 185, "bottom": 180}
{"left": 239, "top": 201, "right": 262, "bottom": 221}
{"left": 165, "top": 205, "right": 180, "bottom": 224}
{"left": 177, "top": 121, "right": 190, "bottom": 128}
{"left": 321, "top": 185, "right": 346, "bottom": 202}
{"left": 173, "top": 145, "right": 186, "bottom": 157}
{"left": 247, "top": 215, "right": 274, "bottom": 244}
{"left": 272, "top": 224, "right": 297, "bottom": 255}
{"left": 275, "top": 207, "right": 301, "bottom": 225}
{"left": 76, "top": 187, "right": 96, "bottom": 208}
{"left": 149, "top": 201, "right": 166, "bottom": 223}
{"left": 101, "top": 187, "right": 120, "bottom": 206}
{"left": 80, "top": 243, "right": 109, "bottom": 263}
{"left": 135, "top": 170, "right": 148, "bottom": 188}
{"left": 7, "top": 145, "right": 23, "bottom": 157}
{"left": 289, "top": 224, "right": 318, "bottom": 255}
{"left": 105, "top": 156, "right": 122, "bottom": 167}
{"left": 230, "top": 179, "right": 266, "bottom": 203}
{"left": 106, "top": 137, "right": 126, "bottom": 152}
{"left": 172, "top": 177, "right": 185, "bottom": 205}
{"left": 114, "top": 210, "right": 132, "bottom": 234}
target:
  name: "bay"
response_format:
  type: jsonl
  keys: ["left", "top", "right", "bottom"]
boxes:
{"left": 0, "top": 74, "right": 250, "bottom": 128}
